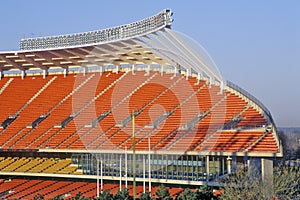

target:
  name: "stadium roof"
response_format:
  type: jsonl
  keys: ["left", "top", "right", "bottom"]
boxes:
{"left": 0, "top": 9, "right": 224, "bottom": 86}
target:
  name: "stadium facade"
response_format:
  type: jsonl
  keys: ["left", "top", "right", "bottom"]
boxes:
{"left": 0, "top": 9, "right": 282, "bottom": 198}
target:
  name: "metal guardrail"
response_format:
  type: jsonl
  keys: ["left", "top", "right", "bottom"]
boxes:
{"left": 19, "top": 9, "right": 173, "bottom": 50}
{"left": 226, "top": 80, "right": 273, "bottom": 123}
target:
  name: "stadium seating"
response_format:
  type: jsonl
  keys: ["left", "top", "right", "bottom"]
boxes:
{"left": 0, "top": 71, "right": 275, "bottom": 153}
{"left": 0, "top": 157, "right": 80, "bottom": 174}
{"left": 0, "top": 178, "right": 185, "bottom": 199}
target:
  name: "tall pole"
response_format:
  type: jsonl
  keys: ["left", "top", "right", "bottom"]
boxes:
{"left": 97, "top": 157, "right": 99, "bottom": 198}
{"left": 132, "top": 111, "right": 136, "bottom": 200}
{"left": 119, "top": 156, "right": 122, "bottom": 191}
{"left": 125, "top": 146, "right": 128, "bottom": 189}
{"left": 100, "top": 159, "right": 103, "bottom": 193}
{"left": 148, "top": 137, "right": 151, "bottom": 194}
{"left": 143, "top": 155, "right": 146, "bottom": 193}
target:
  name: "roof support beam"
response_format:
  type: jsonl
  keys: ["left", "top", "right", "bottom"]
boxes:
{"left": 78, "top": 47, "right": 118, "bottom": 66}
{"left": 93, "top": 45, "right": 136, "bottom": 66}
{"left": 18, "top": 54, "right": 48, "bottom": 70}
{"left": 49, "top": 51, "right": 83, "bottom": 67}
{"left": 0, "top": 55, "right": 25, "bottom": 71}
{"left": 162, "top": 29, "right": 224, "bottom": 84}
{"left": 34, "top": 52, "right": 68, "bottom": 69}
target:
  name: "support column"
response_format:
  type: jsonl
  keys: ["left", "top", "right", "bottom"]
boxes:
{"left": 43, "top": 69, "right": 48, "bottom": 79}
{"left": 174, "top": 64, "right": 180, "bottom": 76}
{"left": 116, "top": 65, "right": 120, "bottom": 74}
{"left": 100, "top": 66, "right": 103, "bottom": 75}
{"left": 206, "top": 155, "right": 210, "bottom": 182}
{"left": 63, "top": 68, "right": 68, "bottom": 78}
{"left": 146, "top": 64, "right": 151, "bottom": 76}
{"left": 261, "top": 158, "right": 273, "bottom": 198}
{"left": 227, "top": 156, "right": 232, "bottom": 174}
{"left": 83, "top": 67, "right": 87, "bottom": 76}
{"left": 219, "top": 81, "right": 224, "bottom": 94}
{"left": 160, "top": 65, "right": 164, "bottom": 76}
{"left": 132, "top": 64, "right": 136, "bottom": 75}
{"left": 186, "top": 68, "right": 191, "bottom": 80}
{"left": 0, "top": 71, "right": 2, "bottom": 80}
{"left": 197, "top": 73, "right": 202, "bottom": 85}
{"left": 21, "top": 70, "right": 25, "bottom": 80}
{"left": 209, "top": 76, "right": 215, "bottom": 88}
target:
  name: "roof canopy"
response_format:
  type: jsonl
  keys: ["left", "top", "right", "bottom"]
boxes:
{"left": 0, "top": 9, "right": 224, "bottom": 85}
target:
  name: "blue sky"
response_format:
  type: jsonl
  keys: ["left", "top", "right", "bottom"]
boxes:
{"left": 0, "top": 1, "right": 299, "bottom": 127}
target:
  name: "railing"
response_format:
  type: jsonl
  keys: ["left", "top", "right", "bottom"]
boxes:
{"left": 226, "top": 80, "right": 274, "bottom": 123}
{"left": 20, "top": 9, "right": 173, "bottom": 50}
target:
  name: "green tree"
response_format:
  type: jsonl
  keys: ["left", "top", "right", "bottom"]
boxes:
{"left": 113, "top": 188, "right": 133, "bottom": 200}
{"left": 220, "top": 168, "right": 264, "bottom": 200}
{"left": 176, "top": 188, "right": 197, "bottom": 200}
{"left": 155, "top": 185, "right": 172, "bottom": 200}
{"left": 220, "top": 164, "right": 300, "bottom": 200}
{"left": 96, "top": 190, "right": 113, "bottom": 200}
{"left": 194, "top": 185, "right": 216, "bottom": 200}
{"left": 273, "top": 165, "right": 300, "bottom": 199}
{"left": 139, "top": 192, "right": 152, "bottom": 200}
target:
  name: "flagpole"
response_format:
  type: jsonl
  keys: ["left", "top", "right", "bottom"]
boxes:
{"left": 132, "top": 110, "right": 136, "bottom": 200}
{"left": 148, "top": 137, "right": 151, "bottom": 194}
{"left": 143, "top": 155, "right": 146, "bottom": 193}
{"left": 96, "top": 157, "right": 99, "bottom": 198}
{"left": 125, "top": 146, "right": 128, "bottom": 189}
{"left": 100, "top": 158, "right": 103, "bottom": 193}
{"left": 119, "top": 156, "right": 122, "bottom": 191}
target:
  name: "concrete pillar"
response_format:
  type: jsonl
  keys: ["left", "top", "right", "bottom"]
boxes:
{"left": 206, "top": 155, "right": 210, "bottom": 182}
{"left": 146, "top": 64, "right": 151, "bottom": 76}
{"left": 186, "top": 68, "right": 191, "bottom": 80}
{"left": 21, "top": 70, "right": 25, "bottom": 80}
{"left": 227, "top": 156, "right": 232, "bottom": 174}
{"left": 116, "top": 65, "right": 120, "bottom": 74}
{"left": 43, "top": 69, "right": 48, "bottom": 79}
{"left": 132, "top": 64, "right": 136, "bottom": 75}
{"left": 0, "top": 71, "right": 2, "bottom": 80}
{"left": 261, "top": 158, "right": 273, "bottom": 198}
{"left": 63, "top": 68, "right": 68, "bottom": 78}
{"left": 161, "top": 65, "right": 164, "bottom": 76}
{"left": 209, "top": 76, "right": 215, "bottom": 87}
{"left": 174, "top": 64, "right": 180, "bottom": 76}
{"left": 99, "top": 66, "right": 103, "bottom": 75}
{"left": 197, "top": 73, "right": 202, "bottom": 85}
{"left": 219, "top": 81, "right": 224, "bottom": 94}
{"left": 83, "top": 67, "right": 87, "bottom": 76}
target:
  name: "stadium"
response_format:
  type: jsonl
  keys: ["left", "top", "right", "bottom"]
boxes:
{"left": 0, "top": 9, "right": 282, "bottom": 199}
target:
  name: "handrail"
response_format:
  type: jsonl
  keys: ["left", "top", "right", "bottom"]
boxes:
{"left": 20, "top": 9, "right": 173, "bottom": 50}
{"left": 226, "top": 80, "right": 274, "bottom": 124}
